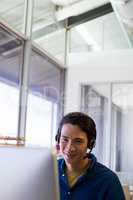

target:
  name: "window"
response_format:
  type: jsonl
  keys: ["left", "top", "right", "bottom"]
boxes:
{"left": 25, "top": 48, "right": 64, "bottom": 147}
{"left": 0, "top": 24, "right": 23, "bottom": 145}
{"left": 0, "top": 24, "right": 65, "bottom": 147}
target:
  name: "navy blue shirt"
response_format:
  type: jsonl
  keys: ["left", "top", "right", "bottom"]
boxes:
{"left": 58, "top": 154, "right": 125, "bottom": 200}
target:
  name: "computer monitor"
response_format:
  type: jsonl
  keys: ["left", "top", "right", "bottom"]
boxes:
{"left": 0, "top": 147, "right": 60, "bottom": 200}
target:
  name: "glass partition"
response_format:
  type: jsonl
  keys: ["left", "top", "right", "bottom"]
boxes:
{"left": 0, "top": 0, "right": 132, "bottom": 64}
{"left": 33, "top": 29, "right": 66, "bottom": 64}
{"left": 0, "top": 0, "right": 25, "bottom": 33}
{"left": 81, "top": 83, "right": 133, "bottom": 173}
{"left": 112, "top": 83, "right": 133, "bottom": 172}
{"left": 32, "top": 0, "right": 66, "bottom": 63}
{"left": 70, "top": 12, "right": 129, "bottom": 53}
{"left": 110, "top": 0, "right": 133, "bottom": 47}
{"left": 81, "top": 84, "right": 109, "bottom": 164}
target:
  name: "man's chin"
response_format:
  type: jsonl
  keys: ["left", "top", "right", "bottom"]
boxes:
{"left": 65, "top": 159, "right": 75, "bottom": 165}
{"left": 64, "top": 156, "right": 77, "bottom": 164}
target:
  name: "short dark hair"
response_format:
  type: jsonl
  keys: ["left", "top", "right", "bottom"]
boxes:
{"left": 55, "top": 112, "right": 96, "bottom": 149}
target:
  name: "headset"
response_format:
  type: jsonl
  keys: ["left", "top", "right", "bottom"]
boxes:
{"left": 89, "top": 137, "right": 96, "bottom": 151}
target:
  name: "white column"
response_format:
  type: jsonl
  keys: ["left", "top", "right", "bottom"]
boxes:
{"left": 17, "top": 0, "right": 34, "bottom": 143}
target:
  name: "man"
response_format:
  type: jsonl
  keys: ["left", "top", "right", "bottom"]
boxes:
{"left": 55, "top": 112, "right": 125, "bottom": 200}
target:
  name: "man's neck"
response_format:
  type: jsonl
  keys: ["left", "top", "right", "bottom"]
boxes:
{"left": 66, "top": 158, "right": 91, "bottom": 174}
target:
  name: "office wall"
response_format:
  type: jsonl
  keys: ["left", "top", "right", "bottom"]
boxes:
{"left": 64, "top": 49, "right": 133, "bottom": 171}
{"left": 65, "top": 49, "right": 133, "bottom": 113}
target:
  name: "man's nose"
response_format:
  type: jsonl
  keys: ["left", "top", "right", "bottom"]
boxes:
{"left": 66, "top": 141, "right": 76, "bottom": 151}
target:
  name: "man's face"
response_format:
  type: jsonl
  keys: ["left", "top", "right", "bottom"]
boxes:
{"left": 59, "top": 123, "right": 88, "bottom": 166}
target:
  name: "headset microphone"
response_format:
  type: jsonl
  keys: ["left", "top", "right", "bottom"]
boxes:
{"left": 83, "top": 154, "right": 88, "bottom": 159}
{"left": 83, "top": 148, "right": 93, "bottom": 159}
{"left": 83, "top": 138, "right": 95, "bottom": 159}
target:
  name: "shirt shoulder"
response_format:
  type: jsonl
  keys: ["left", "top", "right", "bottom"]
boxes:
{"left": 94, "top": 161, "right": 119, "bottom": 180}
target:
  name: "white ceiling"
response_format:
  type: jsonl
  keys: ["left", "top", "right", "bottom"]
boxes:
{"left": 0, "top": 0, "right": 132, "bottom": 62}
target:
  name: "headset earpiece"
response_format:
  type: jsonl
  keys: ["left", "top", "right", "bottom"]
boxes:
{"left": 55, "top": 134, "right": 59, "bottom": 144}
{"left": 89, "top": 138, "right": 96, "bottom": 150}
{"left": 55, "top": 127, "right": 61, "bottom": 144}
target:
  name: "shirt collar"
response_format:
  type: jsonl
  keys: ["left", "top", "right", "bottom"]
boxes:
{"left": 59, "top": 153, "right": 97, "bottom": 173}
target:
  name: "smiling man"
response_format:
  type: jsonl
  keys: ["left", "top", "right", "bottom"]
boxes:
{"left": 55, "top": 112, "right": 125, "bottom": 200}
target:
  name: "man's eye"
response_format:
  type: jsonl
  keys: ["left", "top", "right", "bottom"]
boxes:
{"left": 61, "top": 138, "right": 68, "bottom": 142}
{"left": 74, "top": 140, "right": 83, "bottom": 144}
